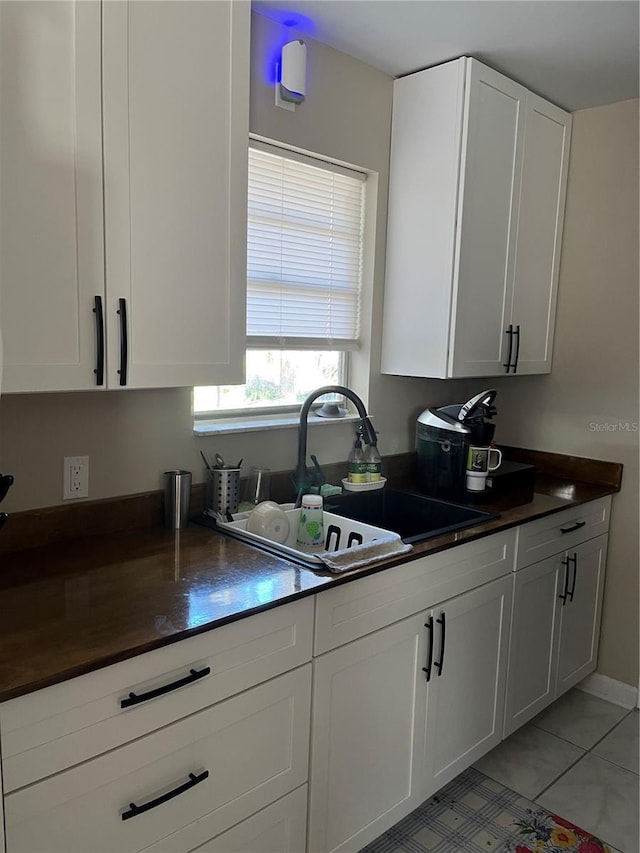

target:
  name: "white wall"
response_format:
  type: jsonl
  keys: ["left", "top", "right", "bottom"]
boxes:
{"left": 492, "top": 99, "right": 639, "bottom": 688}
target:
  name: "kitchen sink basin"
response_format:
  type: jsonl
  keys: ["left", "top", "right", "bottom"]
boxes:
{"left": 324, "top": 489, "right": 500, "bottom": 544}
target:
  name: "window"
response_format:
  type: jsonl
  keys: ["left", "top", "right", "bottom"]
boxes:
{"left": 193, "top": 142, "right": 367, "bottom": 418}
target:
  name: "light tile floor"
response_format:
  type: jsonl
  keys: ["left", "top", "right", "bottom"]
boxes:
{"left": 474, "top": 688, "right": 639, "bottom": 853}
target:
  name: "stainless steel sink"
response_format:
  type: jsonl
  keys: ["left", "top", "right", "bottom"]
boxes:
{"left": 324, "top": 489, "right": 499, "bottom": 544}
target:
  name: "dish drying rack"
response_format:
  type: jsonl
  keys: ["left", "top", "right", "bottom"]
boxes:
{"left": 214, "top": 507, "right": 395, "bottom": 570}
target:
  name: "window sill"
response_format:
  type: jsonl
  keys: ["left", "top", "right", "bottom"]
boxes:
{"left": 193, "top": 412, "right": 360, "bottom": 437}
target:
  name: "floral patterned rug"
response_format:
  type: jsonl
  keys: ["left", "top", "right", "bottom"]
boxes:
{"left": 360, "top": 767, "right": 611, "bottom": 853}
{"left": 503, "top": 809, "right": 610, "bottom": 852}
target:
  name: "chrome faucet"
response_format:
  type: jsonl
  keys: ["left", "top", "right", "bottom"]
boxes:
{"left": 294, "top": 386, "right": 377, "bottom": 506}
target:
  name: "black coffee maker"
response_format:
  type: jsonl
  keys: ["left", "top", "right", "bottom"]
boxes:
{"left": 416, "top": 390, "right": 497, "bottom": 499}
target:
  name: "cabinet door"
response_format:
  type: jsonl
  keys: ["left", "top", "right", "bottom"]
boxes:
{"left": 381, "top": 58, "right": 466, "bottom": 379}
{"left": 102, "top": 0, "right": 249, "bottom": 389}
{"left": 504, "top": 557, "right": 562, "bottom": 737}
{"left": 449, "top": 60, "right": 526, "bottom": 378}
{"left": 510, "top": 94, "right": 572, "bottom": 374}
{"left": 0, "top": 0, "right": 104, "bottom": 392}
{"left": 422, "top": 574, "right": 513, "bottom": 797}
{"left": 556, "top": 535, "right": 608, "bottom": 695}
{"left": 308, "top": 614, "right": 428, "bottom": 853}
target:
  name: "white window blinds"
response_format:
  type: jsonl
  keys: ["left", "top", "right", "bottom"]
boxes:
{"left": 247, "top": 144, "right": 366, "bottom": 350}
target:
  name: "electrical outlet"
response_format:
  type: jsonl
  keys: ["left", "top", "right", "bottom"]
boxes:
{"left": 63, "top": 456, "right": 89, "bottom": 500}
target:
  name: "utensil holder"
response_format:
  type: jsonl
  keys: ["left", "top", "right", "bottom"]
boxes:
{"left": 207, "top": 468, "right": 241, "bottom": 516}
{"left": 164, "top": 470, "right": 192, "bottom": 529}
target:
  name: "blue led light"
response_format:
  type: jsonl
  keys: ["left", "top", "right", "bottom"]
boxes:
{"left": 260, "top": 7, "right": 315, "bottom": 85}
{"left": 263, "top": 8, "right": 316, "bottom": 34}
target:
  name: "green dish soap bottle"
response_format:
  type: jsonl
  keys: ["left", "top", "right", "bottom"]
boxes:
{"left": 347, "top": 432, "right": 367, "bottom": 484}
{"left": 364, "top": 438, "right": 382, "bottom": 482}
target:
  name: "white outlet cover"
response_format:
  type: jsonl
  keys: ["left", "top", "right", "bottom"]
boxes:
{"left": 63, "top": 456, "right": 89, "bottom": 500}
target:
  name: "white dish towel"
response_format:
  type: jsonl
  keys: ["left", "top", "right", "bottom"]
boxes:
{"left": 317, "top": 534, "right": 413, "bottom": 574}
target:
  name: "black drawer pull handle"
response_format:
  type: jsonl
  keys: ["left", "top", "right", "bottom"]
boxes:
{"left": 503, "top": 325, "right": 513, "bottom": 372}
{"left": 559, "top": 557, "right": 570, "bottom": 605}
{"left": 93, "top": 295, "right": 105, "bottom": 385}
{"left": 434, "top": 612, "right": 446, "bottom": 676}
{"left": 560, "top": 521, "right": 586, "bottom": 534}
{"left": 513, "top": 324, "right": 521, "bottom": 373}
{"left": 120, "top": 666, "right": 211, "bottom": 709}
{"left": 422, "top": 615, "right": 434, "bottom": 682}
{"left": 117, "top": 297, "right": 128, "bottom": 386}
{"left": 121, "top": 770, "right": 208, "bottom": 821}
{"left": 567, "top": 553, "right": 578, "bottom": 602}
{"left": 347, "top": 531, "right": 363, "bottom": 548}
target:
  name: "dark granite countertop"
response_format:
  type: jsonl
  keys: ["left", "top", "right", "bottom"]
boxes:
{"left": 0, "top": 472, "right": 618, "bottom": 702}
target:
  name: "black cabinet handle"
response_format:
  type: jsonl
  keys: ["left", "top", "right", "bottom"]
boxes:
{"left": 503, "top": 325, "right": 514, "bottom": 372}
{"left": 120, "top": 666, "right": 211, "bottom": 709}
{"left": 559, "top": 557, "right": 570, "bottom": 605}
{"left": 513, "top": 324, "right": 521, "bottom": 373}
{"left": 434, "top": 612, "right": 446, "bottom": 676}
{"left": 567, "top": 553, "right": 578, "bottom": 602}
{"left": 0, "top": 513, "right": 8, "bottom": 533}
{"left": 117, "top": 297, "right": 128, "bottom": 386}
{"left": 560, "top": 521, "right": 586, "bottom": 534}
{"left": 121, "top": 770, "right": 208, "bottom": 821}
{"left": 93, "top": 295, "right": 105, "bottom": 386}
{"left": 422, "top": 616, "right": 434, "bottom": 682}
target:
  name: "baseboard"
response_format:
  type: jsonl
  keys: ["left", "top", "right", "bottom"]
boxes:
{"left": 577, "top": 672, "right": 638, "bottom": 709}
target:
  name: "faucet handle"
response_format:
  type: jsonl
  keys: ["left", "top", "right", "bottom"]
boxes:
{"left": 359, "top": 416, "right": 377, "bottom": 446}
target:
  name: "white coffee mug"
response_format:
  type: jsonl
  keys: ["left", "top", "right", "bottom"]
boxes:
{"left": 466, "top": 446, "right": 502, "bottom": 492}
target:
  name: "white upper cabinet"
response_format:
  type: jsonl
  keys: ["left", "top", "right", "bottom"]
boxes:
{"left": 0, "top": 0, "right": 249, "bottom": 393}
{"left": 510, "top": 94, "right": 571, "bottom": 374}
{"left": 381, "top": 57, "right": 572, "bottom": 379}
{"left": 450, "top": 62, "right": 526, "bottom": 377}
{"left": 102, "top": 0, "right": 249, "bottom": 389}
{"left": 0, "top": 1, "right": 104, "bottom": 393}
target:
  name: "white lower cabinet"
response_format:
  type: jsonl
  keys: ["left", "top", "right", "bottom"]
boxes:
{"left": 504, "top": 533, "right": 608, "bottom": 736}
{"left": 556, "top": 535, "right": 608, "bottom": 693}
{"left": 4, "top": 666, "right": 311, "bottom": 853}
{"left": 504, "top": 556, "right": 562, "bottom": 736}
{"left": 308, "top": 615, "right": 427, "bottom": 853}
{"left": 421, "top": 575, "right": 513, "bottom": 798}
{"left": 308, "top": 573, "right": 513, "bottom": 853}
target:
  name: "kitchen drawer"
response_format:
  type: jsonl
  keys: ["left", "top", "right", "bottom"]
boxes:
{"left": 142, "top": 785, "right": 308, "bottom": 853}
{"left": 515, "top": 497, "right": 611, "bottom": 570}
{"left": 314, "top": 529, "right": 516, "bottom": 654}
{"left": 1, "top": 597, "right": 313, "bottom": 792}
{"left": 4, "top": 665, "right": 311, "bottom": 853}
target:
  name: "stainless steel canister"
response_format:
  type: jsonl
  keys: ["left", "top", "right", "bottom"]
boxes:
{"left": 207, "top": 467, "right": 241, "bottom": 516}
{"left": 164, "top": 470, "right": 192, "bottom": 529}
